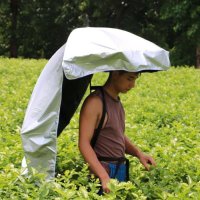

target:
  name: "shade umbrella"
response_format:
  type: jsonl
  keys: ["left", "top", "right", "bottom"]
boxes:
{"left": 63, "top": 27, "right": 170, "bottom": 79}
{"left": 21, "top": 27, "right": 170, "bottom": 179}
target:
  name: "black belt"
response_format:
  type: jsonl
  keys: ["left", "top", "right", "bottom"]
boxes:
{"left": 98, "top": 157, "right": 129, "bottom": 181}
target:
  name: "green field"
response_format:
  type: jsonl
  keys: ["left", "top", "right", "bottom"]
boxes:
{"left": 0, "top": 58, "right": 200, "bottom": 199}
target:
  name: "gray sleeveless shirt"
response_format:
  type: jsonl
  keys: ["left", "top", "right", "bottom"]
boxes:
{"left": 92, "top": 89, "right": 125, "bottom": 158}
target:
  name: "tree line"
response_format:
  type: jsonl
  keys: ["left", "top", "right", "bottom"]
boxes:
{"left": 0, "top": 0, "right": 200, "bottom": 67}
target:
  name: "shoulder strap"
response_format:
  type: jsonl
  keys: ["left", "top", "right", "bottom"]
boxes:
{"left": 90, "top": 87, "right": 107, "bottom": 148}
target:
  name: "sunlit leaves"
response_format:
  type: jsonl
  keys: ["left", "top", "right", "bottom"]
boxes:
{"left": 0, "top": 59, "right": 200, "bottom": 199}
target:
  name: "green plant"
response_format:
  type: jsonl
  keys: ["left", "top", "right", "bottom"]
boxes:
{"left": 1, "top": 58, "right": 200, "bottom": 199}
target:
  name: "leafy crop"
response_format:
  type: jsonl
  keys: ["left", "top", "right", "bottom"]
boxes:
{"left": 0, "top": 58, "right": 200, "bottom": 199}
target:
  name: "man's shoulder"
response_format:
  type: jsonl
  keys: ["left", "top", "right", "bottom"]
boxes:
{"left": 84, "top": 92, "right": 102, "bottom": 107}
{"left": 81, "top": 91, "right": 103, "bottom": 113}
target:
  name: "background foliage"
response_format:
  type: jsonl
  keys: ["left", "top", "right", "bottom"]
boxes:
{"left": 0, "top": 58, "right": 200, "bottom": 199}
{"left": 0, "top": 0, "right": 200, "bottom": 66}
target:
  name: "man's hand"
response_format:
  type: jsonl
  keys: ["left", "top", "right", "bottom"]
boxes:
{"left": 101, "top": 176, "right": 111, "bottom": 193}
{"left": 124, "top": 136, "right": 156, "bottom": 171}
{"left": 138, "top": 153, "right": 156, "bottom": 171}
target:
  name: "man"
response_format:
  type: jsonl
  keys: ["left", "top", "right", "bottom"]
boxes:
{"left": 79, "top": 71, "right": 156, "bottom": 193}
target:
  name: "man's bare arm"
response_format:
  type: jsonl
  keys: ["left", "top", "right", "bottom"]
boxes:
{"left": 125, "top": 136, "right": 156, "bottom": 170}
{"left": 79, "top": 96, "right": 110, "bottom": 193}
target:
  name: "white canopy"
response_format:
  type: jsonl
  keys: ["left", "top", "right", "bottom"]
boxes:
{"left": 62, "top": 27, "right": 170, "bottom": 79}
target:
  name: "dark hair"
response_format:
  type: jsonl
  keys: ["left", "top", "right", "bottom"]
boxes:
{"left": 108, "top": 70, "right": 141, "bottom": 80}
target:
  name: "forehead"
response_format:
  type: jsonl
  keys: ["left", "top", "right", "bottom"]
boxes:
{"left": 123, "top": 72, "right": 139, "bottom": 78}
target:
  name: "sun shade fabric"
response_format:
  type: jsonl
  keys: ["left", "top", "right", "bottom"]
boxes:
{"left": 21, "top": 45, "right": 65, "bottom": 179}
{"left": 20, "top": 44, "right": 92, "bottom": 180}
{"left": 62, "top": 27, "right": 170, "bottom": 79}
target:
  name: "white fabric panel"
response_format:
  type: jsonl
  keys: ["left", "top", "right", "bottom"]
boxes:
{"left": 62, "top": 27, "right": 170, "bottom": 79}
{"left": 21, "top": 44, "right": 65, "bottom": 179}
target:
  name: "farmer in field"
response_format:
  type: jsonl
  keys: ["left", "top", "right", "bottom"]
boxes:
{"left": 79, "top": 70, "right": 156, "bottom": 194}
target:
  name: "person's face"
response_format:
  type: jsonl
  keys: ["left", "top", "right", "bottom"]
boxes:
{"left": 113, "top": 72, "right": 139, "bottom": 93}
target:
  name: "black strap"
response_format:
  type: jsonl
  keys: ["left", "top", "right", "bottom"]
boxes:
{"left": 125, "top": 158, "right": 130, "bottom": 181}
{"left": 90, "top": 86, "right": 107, "bottom": 148}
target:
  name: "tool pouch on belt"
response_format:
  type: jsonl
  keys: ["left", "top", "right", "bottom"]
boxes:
{"left": 98, "top": 157, "right": 129, "bottom": 182}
